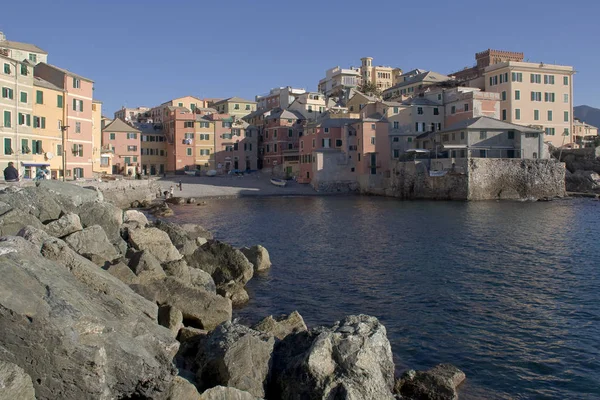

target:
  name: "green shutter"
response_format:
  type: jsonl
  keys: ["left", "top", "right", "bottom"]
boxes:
{"left": 41, "top": 117, "right": 46, "bottom": 129}
{"left": 4, "top": 138, "right": 11, "bottom": 155}
{"left": 36, "top": 90, "right": 43, "bottom": 104}
{"left": 32, "top": 140, "right": 38, "bottom": 154}
{"left": 57, "top": 95, "right": 63, "bottom": 108}
{"left": 8, "top": 88, "right": 13, "bottom": 99}
{"left": 22, "top": 139, "right": 28, "bottom": 153}
{"left": 80, "top": 100, "right": 83, "bottom": 112}
{"left": 33, "top": 116, "right": 39, "bottom": 128}
{"left": 3, "top": 63, "right": 9, "bottom": 74}
{"left": 73, "top": 99, "right": 77, "bottom": 111}
{"left": 26, "top": 114, "right": 31, "bottom": 126}
{"left": 20, "top": 92, "right": 27, "bottom": 103}
{"left": 3, "top": 111, "right": 10, "bottom": 127}
{"left": 73, "top": 77, "right": 76, "bottom": 87}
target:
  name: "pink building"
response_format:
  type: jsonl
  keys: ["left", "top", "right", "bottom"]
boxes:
{"left": 101, "top": 118, "right": 141, "bottom": 175}
{"left": 34, "top": 63, "right": 94, "bottom": 178}
{"left": 163, "top": 106, "right": 196, "bottom": 172}
{"left": 261, "top": 109, "right": 305, "bottom": 169}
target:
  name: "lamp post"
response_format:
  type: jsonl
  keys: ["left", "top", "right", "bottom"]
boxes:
{"left": 60, "top": 124, "right": 69, "bottom": 181}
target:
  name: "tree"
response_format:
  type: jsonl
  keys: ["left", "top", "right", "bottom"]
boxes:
{"left": 358, "top": 81, "right": 381, "bottom": 97}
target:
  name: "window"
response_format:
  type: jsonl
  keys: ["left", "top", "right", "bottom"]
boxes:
{"left": 501, "top": 91, "right": 507, "bottom": 101}
{"left": 127, "top": 132, "right": 137, "bottom": 139}
{"left": 547, "top": 110, "right": 553, "bottom": 121}
{"left": 312, "top": 139, "right": 315, "bottom": 147}
{"left": 515, "top": 90, "right": 520, "bottom": 100}
{"left": 56, "top": 94, "right": 63, "bottom": 108}
{"left": 72, "top": 144, "right": 83, "bottom": 157}
{"left": 3, "top": 63, "right": 10, "bottom": 74}
{"left": 18, "top": 113, "right": 31, "bottom": 126}
{"left": 322, "top": 138, "right": 331, "bottom": 148}
{"left": 72, "top": 99, "right": 83, "bottom": 111}
{"left": 433, "top": 107, "right": 439, "bottom": 115}
{"left": 451, "top": 106, "right": 456, "bottom": 114}
{"left": 502, "top": 109, "right": 507, "bottom": 121}
{"left": 479, "top": 131, "right": 487, "bottom": 140}
{"left": 564, "top": 94, "right": 569, "bottom": 103}
{"left": 36, "top": 90, "right": 43, "bottom": 104}
{"left": 33, "top": 116, "right": 46, "bottom": 129}
{"left": 274, "top": 143, "right": 278, "bottom": 152}
{"left": 463, "top": 103, "right": 469, "bottom": 112}
{"left": 515, "top": 109, "right": 521, "bottom": 120}
{"left": 20, "top": 64, "right": 28, "bottom": 76}
{"left": 370, "top": 137, "right": 375, "bottom": 145}
{"left": 479, "top": 150, "right": 486, "bottom": 158}
{"left": 392, "top": 137, "right": 399, "bottom": 142}
{"left": 393, "top": 121, "right": 399, "bottom": 129}
{"left": 20, "top": 92, "right": 27, "bottom": 103}
{"left": 564, "top": 111, "right": 569, "bottom": 122}
{"left": 273, "top": 130, "right": 277, "bottom": 138}
{"left": 75, "top": 122, "right": 81, "bottom": 133}
{"left": 534, "top": 110, "right": 539, "bottom": 121}
{"left": 245, "top": 104, "right": 250, "bottom": 110}
{"left": 531, "top": 92, "right": 542, "bottom": 102}
{"left": 371, "top": 124, "right": 376, "bottom": 130}
{"left": 442, "top": 134, "right": 449, "bottom": 142}
{"left": 110, "top": 133, "right": 115, "bottom": 140}
{"left": 544, "top": 75, "right": 555, "bottom": 84}
{"left": 3, "top": 138, "right": 12, "bottom": 155}
{"left": 544, "top": 92, "right": 555, "bottom": 102}
{"left": 393, "top": 107, "right": 399, "bottom": 114}
{"left": 508, "top": 131, "right": 515, "bottom": 140}
{"left": 21, "top": 139, "right": 29, "bottom": 154}
{"left": 324, "top": 128, "right": 329, "bottom": 133}
{"left": 233, "top": 104, "right": 240, "bottom": 110}
{"left": 31, "top": 140, "right": 43, "bottom": 154}
{"left": 512, "top": 72, "right": 523, "bottom": 82}
{"left": 393, "top": 149, "right": 400, "bottom": 158}
{"left": 124, "top": 157, "right": 130, "bottom": 164}
{"left": 530, "top": 74, "right": 541, "bottom": 84}
{"left": 563, "top": 76, "right": 569, "bottom": 85}
{"left": 73, "top": 78, "right": 80, "bottom": 89}
{"left": 288, "top": 129, "right": 293, "bottom": 137}
{"left": 184, "top": 121, "right": 194, "bottom": 128}
{"left": 2, "top": 87, "right": 13, "bottom": 99}
{"left": 417, "top": 107, "right": 423, "bottom": 115}
{"left": 178, "top": 102, "right": 183, "bottom": 107}
{"left": 460, "top": 131, "right": 465, "bottom": 140}
{"left": 544, "top": 128, "right": 556, "bottom": 136}
{"left": 222, "top": 122, "right": 232, "bottom": 128}
{"left": 57, "top": 144, "right": 62, "bottom": 156}
{"left": 186, "top": 148, "right": 192, "bottom": 156}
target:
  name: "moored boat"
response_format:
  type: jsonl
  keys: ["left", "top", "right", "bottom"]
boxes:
{"left": 270, "top": 178, "right": 287, "bottom": 187}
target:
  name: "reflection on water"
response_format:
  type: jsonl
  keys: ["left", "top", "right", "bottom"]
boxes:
{"left": 171, "top": 197, "right": 600, "bottom": 399}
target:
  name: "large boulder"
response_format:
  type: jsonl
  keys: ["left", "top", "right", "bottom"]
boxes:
{"left": 76, "top": 201, "right": 123, "bottom": 244}
{"left": 0, "top": 360, "right": 36, "bottom": 400}
{"left": 240, "top": 245, "right": 271, "bottom": 272}
{"left": 195, "top": 322, "right": 275, "bottom": 398}
{"left": 123, "top": 209, "right": 149, "bottom": 227}
{"left": 167, "top": 376, "right": 202, "bottom": 400}
{"left": 159, "top": 305, "right": 184, "bottom": 336}
{"left": 106, "top": 262, "right": 140, "bottom": 285}
{"left": 36, "top": 180, "right": 103, "bottom": 211}
{"left": 216, "top": 282, "right": 249, "bottom": 307}
{"left": 0, "top": 208, "right": 44, "bottom": 236}
{"left": 269, "top": 314, "right": 395, "bottom": 400}
{"left": 394, "top": 364, "right": 466, "bottom": 400}
{"left": 200, "top": 386, "right": 260, "bottom": 400}
{"left": 565, "top": 170, "right": 600, "bottom": 192}
{"left": 129, "top": 227, "right": 182, "bottom": 263}
{"left": 44, "top": 212, "right": 83, "bottom": 238}
{"left": 129, "top": 250, "right": 167, "bottom": 283}
{"left": 186, "top": 240, "right": 253, "bottom": 287}
{"left": 64, "top": 225, "right": 120, "bottom": 261}
{"left": 252, "top": 311, "right": 307, "bottom": 340}
{"left": 181, "top": 223, "right": 213, "bottom": 241}
{"left": 0, "top": 200, "right": 12, "bottom": 216}
{"left": 131, "top": 277, "right": 232, "bottom": 330}
{"left": 0, "top": 186, "right": 63, "bottom": 222}
{"left": 0, "top": 237, "right": 178, "bottom": 400}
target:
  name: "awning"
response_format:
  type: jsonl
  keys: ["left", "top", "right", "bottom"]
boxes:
{"left": 21, "top": 162, "right": 50, "bottom": 167}
{"left": 442, "top": 145, "right": 467, "bottom": 149}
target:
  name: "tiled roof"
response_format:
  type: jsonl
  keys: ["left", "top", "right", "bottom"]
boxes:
{"left": 214, "top": 96, "right": 256, "bottom": 105}
{"left": 0, "top": 39, "right": 47, "bottom": 54}
{"left": 33, "top": 76, "right": 62, "bottom": 91}
{"left": 401, "top": 97, "right": 440, "bottom": 106}
{"left": 102, "top": 118, "right": 141, "bottom": 133}
{"left": 37, "top": 62, "right": 94, "bottom": 82}
{"left": 440, "top": 116, "right": 542, "bottom": 134}
{"left": 132, "top": 122, "right": 164, "bottom": 133}
{"left": 266, "top": 108, "right": 305, "bottom": 120}
{"left": 387, "top": 71, "right": 451, "bottom": 91}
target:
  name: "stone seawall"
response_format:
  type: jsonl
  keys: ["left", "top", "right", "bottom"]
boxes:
{"left": 75, "top": 179, "right": 160, "bottom": 208}
{"left": 384, "top": 161, "right": 469, "bottom": 200}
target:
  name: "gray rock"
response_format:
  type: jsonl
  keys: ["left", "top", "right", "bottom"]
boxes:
{"left": 36, "top": 180, "right": 103, "bottom": 210}
{"left": 124, "top": 209, "right": 149, "bottom": 227}
{"left": 566, "top": 170, "right": 600, "bottom": 192}
{"left": 240, "top": 245, "right": 271, "bottom": 272}
{"left": 167, "top": 376, "right": 202, "bottom": 400}
{"left": 44, "top": 212, "right": 83, "bottom": 238}
{"left": 159, "top": 305, "right": 184, "bottom": 336}
{"left": 181, "top": 223, "right": 213, "bottom": 241}
{"left": 189, "top": 268, "right": 217, "bottom": 293}
{"left": 151, "top": 202, "right": 174, "bottom": 217}
{"left": 0, "top": 200, "right": 12, "bottom": 216}
{"left": 163, "top": 260, "right": 216, "bottom": 293}
{"left": 195, "top": 322, "right": 274, "bottom": 398}
{"left": 106, "top": 262, "right": 140, "bottom": 285}
{"left": 217, "top": 282, "right": 250, "bottom": 307}
{"left": 196, "top": 237, "right": 208, "bottom": 247}
{"left": 0, "top": 360, "right": 36, "bottom": 400}
{"left": 129, "top": 227, "right": 182, "bottom": 263}
{"left": 131, "top": 277, "right": 232, "bottom": 330}
{"left": 395, "top": 364, "right": 466, "bottom": 400}
{"left": 252, "top": 311, "right": 307, "bottom": 340}
{"left": 17, "top": 225, "right": 53, "bottom": 250}
{"left": 0, "top": 186, "right": 62, "bottom": 222}
{"left": 0, "top": 208, "right": 44, "bottom": 237}
{"left": 0, "top": 237, "right": 178, "bottom": 400}
{"left": 200, "top": 386, "right": 260, "bottom": 400}
{"left": 154, "top": 219, "right": 192, "bottom": 249}
{"left": 129, "top": 250, "right": 167, "bottom": 283}
{"left": 64, "top": 225, "right": 119, "bottom": 261}
{"left": 178, "top": 327, "right": 209, "bottom": 343}
{"left": 185, "top": 240, "right": 253, "bottom": 287}
{"left": 76, "top": 201, "right": 124, "bottom": 244}
{"left": 163, "top": 259, "right": 192, "bottom": 282}
{"left": 180, "top": 239, "right": 199, "bottom": 257}
{"left": 166, "top": 197, "right": 186, "bottom": 205}
{"left": 270, "top": 314, "right": 395, "bottom": 400}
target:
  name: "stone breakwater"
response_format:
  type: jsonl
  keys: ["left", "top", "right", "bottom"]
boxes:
{"left": 0, "top": 181, "right": 466, "bottom": 400}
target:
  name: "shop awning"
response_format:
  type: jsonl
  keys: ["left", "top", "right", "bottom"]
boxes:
{"left": 21, "top": 162, "right": 50, "bottom": 167}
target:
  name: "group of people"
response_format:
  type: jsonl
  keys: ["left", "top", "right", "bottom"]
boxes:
{"left": 3, "top": 162, "right": 51, "bottom": 182}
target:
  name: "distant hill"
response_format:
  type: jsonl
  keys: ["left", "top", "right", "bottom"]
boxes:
{"left": 574, "top": 105, "right": 600, "bottom": 128}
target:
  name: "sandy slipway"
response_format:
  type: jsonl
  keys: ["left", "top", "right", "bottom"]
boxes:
{"left": 0, "top": 181, "right": 466, "bottom": 400}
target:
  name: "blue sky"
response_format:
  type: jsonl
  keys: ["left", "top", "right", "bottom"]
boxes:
{"left": 2, "top": 0, "right": 598, "bottom": 116}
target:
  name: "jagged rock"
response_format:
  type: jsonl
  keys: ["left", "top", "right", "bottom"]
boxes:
{"left": 106, "top": 262, "right": 140, "bottom": 285}
{"left": 159, "top": 305, "right": 184, "bottom": 336}
{"left": 566, "top": 170, "right": 600, "bottom": 192}
{"left": 163, "top": 259, "right": 192, "bottom": 281}
{"left": 0, "top": 186, "right": 62, "bottom": 222}
{"left": 180, "top": 239, "right": 199, "bottom": 256}
{"left": 167, "top": 376, "right": 202, "bottom": 400}
{"left": 131, "top": 277, "right": 232, "bottom": 330}
{"left": 178, "top": 327, "right": 209, "bottom": 343}
{"left": 269, "top": 314, "right": 395, "bottom": 400}
{"left": 0, "top": 200, "right": 12, "bottom": 216}
{"left": 129, "top": 250, "right": 167, "bottom": 283}
{"left": 0, "top": 237, "right": 178, "bottom": 399}
{"left": 252, "top": 311, "right": 307, "bottom": 340}
{"left": 394, "top": 364, "right": 466, "bottom": 400}
{"left": 0, "top": 209, "right": 44, "bottom": 237}
{"left": 0, "top": 360, "right": 36, "bottom": 400}
{"left": 64, "top": 225, "right": 119, "bottom": 261}
{"left": 217, "top": 282, "right": 250, "bottom": 307}
{"left": 162, "top": 259, "right": 216, "bottom": 293}
{"left": 186, "top": 240, "right": 253, "bottom": 287}
{"left": 44, "top": 212, "right": 83, "bottom": 238}
{"left": 155, "top": 219, "right": 192, "bottom": 249}
{"left": 195, "top": 322, "right": 274, "bottom": 398}
{"left": 129, "top": 227, "right": 182, "bottom": 263}
{"left": 36, "top": 180, "right": 103, "bottom": 211}
{"left": 151, "top": 202, "right": 174, "bottom": 217}
{"left": 76, "top": 201, "right": 124, "bottom": 244}
{"left": 17, "top": 225, "right": 53, "bottom": 250}
{"left": 189, "top": 268, "right": 217, "bottom": 293}
{"left": 240, "top": 245, "right": 272, "bottom": 272}
{"left": 124, "top": 209, "right": 149, "bottom": 227}
{"left": 200, "top": 386, "right": 260, "bottom": 400}
{"left": 86, "top": 254, "right": 111, "bottom": 268}
{"left": 196, "top": 237, "right": 208, "bottom": 246}
{"left": 166, "top": 197, "right": 186, "bottom": 205}
{"left": 181, "top": 223, "right": 213, "bottom": 241}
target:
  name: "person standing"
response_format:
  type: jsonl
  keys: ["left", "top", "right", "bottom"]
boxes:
{"left": 3, "top": 162, "right": 19, "bottom": 182}
{"left": 178, "top": 180, "right": 183, "bottom": 191}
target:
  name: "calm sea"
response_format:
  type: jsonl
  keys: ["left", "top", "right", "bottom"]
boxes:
{"left": 171, "top": 196, "right": 600, "bottom": 399}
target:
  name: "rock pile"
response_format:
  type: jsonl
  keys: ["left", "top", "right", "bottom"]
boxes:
{"left": 0, "top": 181, "right": 466, "bottom": 399}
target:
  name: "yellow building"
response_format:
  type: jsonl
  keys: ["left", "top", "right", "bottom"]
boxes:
{"left": 382, "top": 69, "right": 452, "bottom": 100}
{"left": 210, "top": 97, "right": 256, "bottom": 118}
{"left": 359, "top": 57, "right": 402, "bottom": 91}
{"left": 149, "top": 96, "right": 206, "bottom": 123}
{"left": 91, "top": 99, "right": 109, "bottom": 174}
{"left": 195, "top": 116, "right": 215, "bottom": 171}
{"left": 134, "top": 122, "right": 167, "bottom": 176}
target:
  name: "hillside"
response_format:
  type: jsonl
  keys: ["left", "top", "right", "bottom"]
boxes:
{"left": 574, "top": 105, "right": 600, "bottom": 128}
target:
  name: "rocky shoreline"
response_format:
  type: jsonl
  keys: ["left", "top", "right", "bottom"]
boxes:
{"left": 0, "top": 181, "right": 466, "bottom": 399}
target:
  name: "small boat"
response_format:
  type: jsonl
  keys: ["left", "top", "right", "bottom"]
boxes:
{"left": 206, "top": 170, "right": 217, "bottom": 177}
{"left": 270, "top": 178, "right": 287, "bottom": 187}
{"left": 184, "top": 170, "right": 196, "bottom": 176}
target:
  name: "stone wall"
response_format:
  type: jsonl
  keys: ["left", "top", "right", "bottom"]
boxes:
{"left": 467, "top": 158, "right": 565, "bottom": 200}
{"left": 75, "top": 179, "right": 160, "bottom": 208}
{"left": 384, "top": 161, "right": 469, "bottom": 200}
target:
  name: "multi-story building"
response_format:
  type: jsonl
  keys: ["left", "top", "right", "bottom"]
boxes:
{"left": 318, "top": 66, "right": 361, "bottom": 97}
{"left": 482, "top": 61, "right": 575, "bottom": 148}
{"left": 34, "top": 63, "right": 94, "bottom": 178}
{"left": 101, "top": 118, "right": 141, "bottom": 176}
{"left": 1, "top": 54, "right": 36, "bottom": 177}
{"left": 450, "top": 49, "right": 524, "bottom": 85}
{"left": 194, "top": 115, "right": 215, "bottom": 172}
{"left": 573, "top": 118, "right": 599, "bottom": 148}
{"left": 210, "top": 97, "right": 257, "bottom": 118}
{"left": 261, "top": 109, "right": 305, "bottom": 170}
{"left": 163, "top": 106, "right": 196, "bottom": 172}
{"left": 256, "top": 87, "right": 306, "bottom": 111}
{"left": 0, "top": 32, "right": 48, "bottom": 65}
{"left": 134, "top": 122, "right": 167, "bottom": 176}
{"left": 382, "top": 70, "right": 452, "bottom": 100}
{"left": 149, "top": 96, "right": 207, "bottom": 124}
{"left": 114, "top": 106, "right": 150, "bottom": 123}
{"left": 91, "top": 99, "right": 107, "bottom": 173}
{"left": 421, "top": 87, "right": 501, "bottom": 127}
{"left": 358, "top": 57, "right": 402, "bottom": 91}
{"left": 288, "top": 92, "right": 327, "bottom": 119}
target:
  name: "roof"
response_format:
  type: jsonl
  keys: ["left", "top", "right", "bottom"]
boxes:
{"left": 166, "top": 106, "right": 189, "bottom": 112}
{"left": 309, "top": 116, "right": 360, "bottom": 129}
{"left": 213, "top": 96, "right": 256, "bottom": 105}
{"left": 362, "top": 112, "right": 387, "bottom": 122}
{"left": 401, "top": 97, "right": 440, "bottom": 107}
{"left": 386, "top": 71, "right": 451, "bottom": 92}
{"left": 37, "top": 63, "right": 94, "bottom": 83}
{"left": 205, "top": 113, "right": 232, "bottom": 121}
{"left": 102, "top": 118, "right": 141, "bottom": 133}
{"left": 0, "top": 39, "right": 47, "bottom": 54}
{"left": 243, "top": 108, "right": 271, "bottom": 120}
{"left": 266, "top": 108, "right": 305, "bottom": 121}
{"left": 132, "top": 122, "right": 164, "bottom": 133}
{"left": 348, "top": 89, "right": 380, "bottom": 103}
{"left": 33, "top": 76, "right": 62, "bottom": 91}
{"left": 382, "top": 101, "right": 404, "bottom": 107}
{"left": 92, "top": 99, "right": 103, "bottom": 104}
{"left": 440, "top": 116, "right": 543, "bottom": 134}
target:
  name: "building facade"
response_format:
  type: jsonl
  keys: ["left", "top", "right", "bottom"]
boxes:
{"left": 318, "top": 66, "right": 361, "bottom": 97}
{"left": 101, "top": 118, "right": 141, "bottom": 176}
{"left": 134, "top": 122, "right": 167, "bottom": 176}
{"left": 0, "top": 32, "right": 48, "bottom": 65}
{"left": 573, "top": 118, "right": 599, "bottom": 148}
{"left": 114, "top": 106, "right": 150, "bottom": 123}
{"left": 256, "top": 87, "right": 306, "bottom": 111}
{"left": 210, "top": 97, "right": 256, "bottom": 118}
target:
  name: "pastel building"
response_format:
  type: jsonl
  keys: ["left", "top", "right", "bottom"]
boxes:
{"left": 101, "top": 118, "right": 141, "bottom": 176}
{"left": 256, "top": 87, "right": 306, "bottom": 111}
{"left": 210, "top": 97, "right": 257, "bottom": 118}
{"left": 34, "top": 63, "right": 94, "bottom": 178}
{"left": 134, "top": 122, "right": 167, "bottom": 175}
{"left": 573, "top": 118, "right": 599, "bottom": 148}
{"left": 382, "top": 70, "right": 453, "bottom": 100}
{"left": 114, "top": 106, "right": 151, "bottom": 123}
{"left": 150, "top": 96, "right": 207, "bottom": 123}
{"left": 358, "top": 57, "right": 402, "bottom": 91}
{"left": 261, "top": 109, "right": 305, "bottom": 169}
{"left": 194, "top": 115, "right": 215, "bottom": 172}
{"left": 318, "top": 66, "right": 361, "bottom": 97}
{"left": 92, "top": 99, "right": 107, "bottom": 173}
{"left": 163, "top": 106, "right": 196, "bottom": 172}
{"left": 0, "top": 32, "right": 48, "bottom": 65}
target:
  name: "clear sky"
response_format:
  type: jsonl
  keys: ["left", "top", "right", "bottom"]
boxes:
{"left": 2, "top": 0, "right": 598, "bottom": 116}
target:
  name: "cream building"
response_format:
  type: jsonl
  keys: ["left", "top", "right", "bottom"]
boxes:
{"left": 195, "top": 116, "right": 215, "bottom": 171}
{"left": 483, "top": 61, "right": 575, "bottom": 148}
{"left": 149, "top": 96, "right": 207, "bottom": 123}
{"left": 359, "top": 57, "right": 402, "bottom": 91}
{"left": 92, "top": 99, "right": 110, "bottom": 174}
{"left": 134, "top": 122, "right": 167, "bottom": 176}
{"left": 383, "top": 70, "right": 453, "bottom": 100}
{"left": 318, "top": 66, "right": 361, "bottom": 97}
{"left": 210, "top": 97, "right": 257, "bottom": 118}
{"left": 573, "top": 118, "right": 598, "bottom": 148}
{"left": 0, "top": 32, "right": 48, "bottom": 65}
{"left": 114, "top": 106, "right": 150, "bottom": 122}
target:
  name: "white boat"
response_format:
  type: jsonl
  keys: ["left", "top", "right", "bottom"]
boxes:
{"left": 206, "top": 170, "right": 217, "bottom": 177}
{"left": 270, "top": 178, "right": 287, "bottom": 187}
{"left": 184, "top": 170, "right": 196, "bottom": 176}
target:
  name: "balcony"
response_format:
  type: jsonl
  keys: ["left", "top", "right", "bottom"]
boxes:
{"left": 183, "top": 139, "right": 193, "bottom": 145}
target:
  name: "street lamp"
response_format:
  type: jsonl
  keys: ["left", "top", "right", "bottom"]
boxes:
{"left": 60, "top": 124, "right": 69, "bottom": 181}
